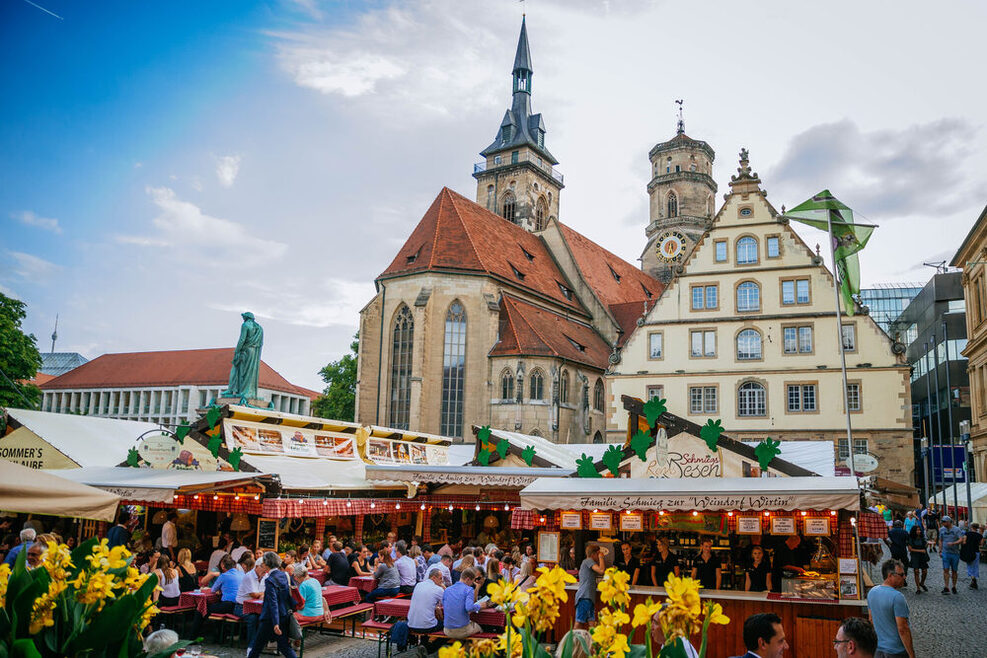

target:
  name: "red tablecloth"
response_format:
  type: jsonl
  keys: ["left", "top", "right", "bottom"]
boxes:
{"left": 243, "top": 598, "right": 263, "bottom": 616}
{"left": 348, "top": 576, "right": 376, "bottom": 593}
{"left": 374, "top": 598, "right": 410, "bottom": 618}
{"left": 309, "top": 569, "right": 327, "bottom": 585}
{"left": 322, "top": 585, "right": 360, "bottom": 607}
{"left": 473, "top": 607, "right": 506, "bottom": 626}
{"left": 179, "top": 590, "right": 219, "bottom": 616}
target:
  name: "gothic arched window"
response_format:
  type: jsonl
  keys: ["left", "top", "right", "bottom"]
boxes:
{"left": 560, "top": 369, "right": 570, "bottom": 404}
{"left": 593, "top": 379, "right": 605, "bottom": 411}
{"left": 667, "top": 192, "right": 678, "bottom": 218}
{"left": 486, "top": 185, "right": 495, "bottom": 211}
{"left": 440, "top": 301, "right": 467, "bottom": 437}
{"left": 501, "top": 368, "right": 515, "bottom": 400}
{"left": 502, "top": 192, "right": 517, "bottom": 224}
{"left": 389, "top": 306, "right": 414, "bottom": 429}
{"left": 738, "top": 381, "right": 767, "bottom": 417}
{"left": 737, "top": 328, "right": 763, "bottom": 361}
{"left": 593, "top": 430, "right": 604, "bottom": 444}
{"left": 529, "top": 369, "right": 545, "bottom": 401}
{"left": 535, "top": 197, "right": 547, "bottom": 231}
{"left": 736, "top": 236, "right": 758, "bottom": 264}
{"left": 736, "top": 281, "right": 761, "bottom": 312}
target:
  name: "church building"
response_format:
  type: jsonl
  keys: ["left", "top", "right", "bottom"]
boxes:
{"left": 355, "top": 18, "right": 662, "bottom": 443}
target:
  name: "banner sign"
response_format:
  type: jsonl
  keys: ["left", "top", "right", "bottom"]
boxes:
{"left": 931, "top": 445, "right": 967, "bottom": 484}
{"left": 522, "top": 491, "right": 859, "bottom": 513}
{"left": 654, "top": 512, "right": 728, "bottom": 536}
{"left": 629, "top": 430, "right": 722, "bottom": 479}
{"left": 366, "top": 437, "right": 448, "bottom": 466}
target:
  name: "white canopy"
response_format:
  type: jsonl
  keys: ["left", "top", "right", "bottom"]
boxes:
{"left": 241, "top": 454, "right": 400, "bottom": 491}
{"left": 930, "top": 483, "right": 987, "bottom": 524}
{"left": 365, "top": 464, "right": 572, "bottom": 487}
{"left": 47, "top": 467, "right": 271, "bottom": 503}
{"left": 3, "top": 460, "right": 121, "bottom": 521}
{"left": 520, "top": 476, "right": 860, "bottom": 512}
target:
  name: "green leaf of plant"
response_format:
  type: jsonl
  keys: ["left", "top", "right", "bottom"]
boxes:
{"left": 658, "top": 637, "right": 690, "bottom": 658}
{"left": 477, "top": 425, "right": 491, "bottom": 442}
{"left": 521, "top": 445, "right": 536, "bottom": 466}
{"left": 643, "top": 396, "right": 667, "bottom": 427}
{"left": 754, "top": 437, "right": 782, "bottom": 471}
{"left": 602, "top": 444, "right": 623, "bottom": 476}
{"left": 496, "top": 438, "right": 509, "bottom": 460}
{"left": 699, "top": 419, "right": 724, "bottom": 453}
{"left": 477, "top": 449, "right": 491, "bottom": 466}
{"left": 206, "top": 405, "right": 222, "bottom": 429}
{"left": 576, "top": 453, "right": 601, "bottom": 478}
{"left": 11, "top": 639, "right": 43, "bottom": 658}
{"left": 228, "top": 446, "right": 243, "bottom": 471}
{"left": 207, "top": 434, "right": 222, "bottom": 459}
{"left": 630, "top": 429, "right": 652, "bottom": 462}
{"left": 125, "top": 447, "right": 141, "bottom": 467}
{"left": 174, "top": 424, "right": 190, "bottom": 443}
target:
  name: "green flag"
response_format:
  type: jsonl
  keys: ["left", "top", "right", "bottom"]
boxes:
{"left": 784, "top": 190, "right": 874, "bottom": 315}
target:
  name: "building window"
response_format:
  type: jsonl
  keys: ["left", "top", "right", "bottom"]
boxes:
{"left": 535, "top": 197, "right": 547, "bottom": 231}
{"left": 486, "top": 185, "right": 495, "bottom": 210}
{"left": 593, "top": 379, "right": 605, "bottom": 411}
{"left": 646, "top": 385, "right": 664, "bottom": 401}
{"left": 648, "top": 332, "right": 663, "bottom": 360}
{"left": 494, "top": 155, "right": 502, "bottom": 165}
{"left": 529, "top": 369, "right": 544, "bottom": 400}
{"left": 737, "top": 329, "right": 762, "bottom": 360}
{"left": 389, "top": 306, "right": 414, "bottom": 429}
{"left": 689, "top": 386, "right": 718, "bottom": 414}
{"left": 766, "top": 236, "right": 780, "bottom": 258}
{"left": 787, "top": 384, "right": 817, "bottom": 412}
{"left": 838, "top": 438, "right": 869, "bottom": 462}
{"left": 714, "top": 240, "right": 727, "bottom": 262}
{"left": 440, "top": 301, "right": 467, "bottom": 437}
{"left": 738, "top": 381, "right": 766, "bottom": 417}
{"left": 560, "top": 369, "right": 569, "bottom": 404}
{"left": 736, "top": 281, "right": 761, "bottom": 312}
{"left": 691, "top": 285, "right": 718, "bottom": 310}
{"left": 667, "top": 192, "right": 678, "bottom": 217}
{"left": 511, "top": 150, "right": 519, "bottom": 164}
{"left": 841, "top": 324, "right": 857, "bottom": 351}
{"left": 846, "top": 383, "right": 861, "bottom": 412}
{"left": 690, "top": 330, "right": 716, "bottom": 358}
{"left": 502, "top": 192, "right": 517, "bottom": 223}
{"left": 736, "top": 237, "right": 758, "bottom": 265}
{"left": 501, "top": 368, "right": 515, "bottom": 401}
{"left": 783, "top": 326, "right": 813, "bottom": 354}
{"left": 782, "top": 278, "right": 810, "bottom": 305}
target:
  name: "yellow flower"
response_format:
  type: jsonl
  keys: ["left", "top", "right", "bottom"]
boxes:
{"left": 631, "top": 600, "right": 662, "bottom": 627}
{"left": 598, "top": 607, "right": 630, "bottom": 629}
{"left": 598, "top": 567, "right": 631, "bottom": 608}
{"left": 41, "top": 540, "right": 73, "bottom": 580}
{"left": 439, "top": 641, "right": 466, "bottom": 658}
{"left": 137, "top": 603, "right": 160, "bottom": 631}
{"left": 663, "top": 574, "right": 701, "bottom": 616}
{"left": 0, "top": 563, "right": 11, "bottom": 607}
{"left": 487, "top": 579, "right": 521, "bottom": 607}
{"left": 591, "top": 621, "right": 616, "bottom": 647}
{"left": 534, "top": 565, "right": 575, "bottom": 602}
{"left": 608, "top": 632, "right": 631, "bottom": 658}
{"left": 705, "top": 601, "right": 729, "bottom": 626}
{"left": 29, "top": 592, "right": 58, "bottom": 634}
{"left": 498, "top": 629, "right": 523, "bottom": 658}
{"left": 468, "top": 638, "right": 499, "bottom": 658}
{"left": 75, "top": 570, "right": 117, "bottom": 606}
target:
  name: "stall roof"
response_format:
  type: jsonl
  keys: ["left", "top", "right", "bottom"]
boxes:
{"left": 47, "top": 467, "right": 274, "bottom": 503}
{"left": 365, "top": 464, "right": 573, "bottom": 487}
{"left": 520, "top": 476, "right": 860, "bottom": 512}
{"left": 3, "top": 460, "right": 120, "bottom": 521}
{"left": 241, "top": 454, "right": 401, "bottom": 491}
{"left": 469, "top": 427, "right": 603, "bottom": 469}
{"left": 4, "top": 408, "right": 162, "bottom": 468}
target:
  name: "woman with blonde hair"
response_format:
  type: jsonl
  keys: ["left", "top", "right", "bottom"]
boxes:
{"left": 176, "top": 547, "right": 198, "bottom": 592}
{"left": 453, "top": 554, "right": 475, "bottom": 584}
{"left": 514, "top": 558, "right": 536, "bottom": 590}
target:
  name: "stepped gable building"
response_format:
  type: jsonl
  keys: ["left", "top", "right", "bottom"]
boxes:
{"left": 356, "top": 19, "right": 662, "bottom": 443}
{"left": 609, "top": 150, "right": 914, "bottom": 485}
{"left": 38, "top": 348, "right": 319, "bottom": 426}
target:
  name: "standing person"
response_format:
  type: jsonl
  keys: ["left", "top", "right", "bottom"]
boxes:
{"left": 394, "top": 540, "right": 418, "bottom": 594}
{"left": 728, "top": 612, "right": 788, "bottom": 658}
{"left": 883, "top": 521, "right": 910, "bottom": 585}
{"left": 247, "top": 552, "right": 297, "bottom": 658}
{"left": 923, "top": 503, "right": 940, "bottom": 553}
{"left": 692, "top": 538, "right": 722, "bottom": 590}
{"left": 161, "top": 513, "right": 178, "bottom": 559}
{"left": 905, "top": 525, "right": 928, "bottom": 593}
{"left": 326, "top": 541, "right": 350, "bottom": 587}
{"left": 866, "top": 560, "right": 915, "bottom": 658}
{"left": 833, "top": 617, "right": 878, "bottom": 658}
{"left": 961, "top": 522, "right": 983, "bottom": 589}
{"left": 237, "top": 556, "right": 269, "bottom": 655}
{"left": 650, "top": 538, "right": 680, "bottom": 588}
{"left": 574, "top": 544, "right": 607, "bottom": 630}
{"left": 408, "top": 569, "right": 446, "bottom": 653}
{"left": 366, "top": 544, "right": 400, "bottom": 602}
{"left": 938, "top": 515, "right": 965, "bottom": 594}
{"left": 745, "top": 546, "right": 771, "bottom": 592}
{"left": 614, "top": 542, "right": 638, "bottom": 579}
{"left": 442, "top": 567, "right": 491, "bottom": 639}
{"left": 106, "top": 513, "right": 131, "bottom": 550}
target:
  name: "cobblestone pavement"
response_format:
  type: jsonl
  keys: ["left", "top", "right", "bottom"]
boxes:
{"left": 194, "top": 548, "right": 987, "bottom": 657}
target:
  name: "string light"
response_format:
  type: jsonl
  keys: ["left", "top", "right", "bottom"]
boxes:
{"left": 253, "top": 495, "right": 259, "bottom": 501}
{"left": 763, "top": 511, "right": 770, "bottom": 517}
{"left": 504, "top": 504, "right": 510, "bottom": 511}
{"left": 540, "top": 517, "right": 546, "bottom": 523}
{"left": 395, "top": 503, "right": 401, "bottom": 509}
{"left": 475, "top": 505, "right": 480, "bottom": 511}
{"left": 346, "top": 501, "right": 352, "bottom": 508}
{"left": 593, "top": 509, "right": 599, "bottom": 514}
{"left": 234, "top": 495, "right": 240, "bottom": 501}
{"left": 213, "top": 495, "right": 218, "bottom": 501}
{"left": 830, "top": 510, "right": 837, "bottom": 516}
{"left": 370, "top": 502, "right": 376, "bottom": 509}
{"left": 850, "top": 516, "right": 857, "bottom": 526}
{"left": 193, "top": 495, "right": 199, "bottom": 500}
{"left": 800, "top": 511, "right": 807, "bottom": 516}
{"left": 449, "top": 504, "right": 454, "bottom": 511}
{"left": 420, "top": 503, "right": 426, "bottom": 511}
{"left": 727, "top": 511, "right": 734, "bottom": 517}
{"left": 659, "top": 511, "right": 665, "bottom": 516}
{"left": 691, "top": 511, "right": 698, "bottom": 517}
{"left": 323, "top": 499, "right": 328, "bottom": 506}
{"left": 625, "top": 510, "right": 632, "bottom": 515}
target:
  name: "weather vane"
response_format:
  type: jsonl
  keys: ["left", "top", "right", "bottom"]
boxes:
{"left": 675, "top": 99, "right": 685, "bottom": 134}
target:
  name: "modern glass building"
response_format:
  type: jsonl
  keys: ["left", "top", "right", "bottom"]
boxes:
{"left": 858, "top": 283, "right": 924, "bottom": 339}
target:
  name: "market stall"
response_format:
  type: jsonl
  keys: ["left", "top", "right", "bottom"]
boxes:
{"left": 1, "top": 459, "right": 121, "bottom": 522}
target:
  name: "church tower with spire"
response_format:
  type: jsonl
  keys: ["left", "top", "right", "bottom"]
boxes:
{"left": 640, "top": 108, "right": 717, "bottom": 281}
{"left": 473, "top": 17, "right": 563, "bottom": 232}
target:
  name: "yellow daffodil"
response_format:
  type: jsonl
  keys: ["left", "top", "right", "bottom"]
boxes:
{"left": 439, "top": 641, "right": 466, "bottom": 658}
{"left": 705, "top": 601, "right": 730, "bottom": 626}
{"left": 631, "top": 600, "right": 662, "bottom": 627}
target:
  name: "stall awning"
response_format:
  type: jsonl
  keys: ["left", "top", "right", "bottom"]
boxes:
{"left": 2, "top": 460, "right": 121, "bottom": 521}
{"left": 46, "top": 467, "right": 273, "bottom": 503}
{"left": 365, "top": 464, "right": 573, "bottom": 487}
{"left": 242, "top": 454, "right": 402, "bottom": 491}
{"left": 520, "top": 476, "right": 861, "bottom": 512}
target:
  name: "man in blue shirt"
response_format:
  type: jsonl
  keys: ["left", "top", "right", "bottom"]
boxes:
{"left": 866, "top": 559, "right": 915, "bottom": 658}
{"left": 3, "top": 527, "right": 35, "bottom": 567}
{"left": 106, "top": 512, "right": 131, "bottom": 550}
{"left": 938, "top": 515, "right": 965, "bottom": 594}
{"left": 188, "top": 555, "right": 244, "bottom": 638}
{"left": 442, "top": 567, "right": 490, "bottom": 640}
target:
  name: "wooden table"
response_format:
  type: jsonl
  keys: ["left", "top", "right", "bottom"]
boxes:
{"left": 309, "top": 569, "right": 327, "bottom": 585}
{"left": 178, "top": 590, "right": 219, "bottom": 616}
{"left": 348, "top": 576, "right": 376, "bottom": 593}
{"left": 323, "top": 584, "right": 360, "bottom": 607}
{"left": 374, "top": 598, "right": 505, "bottom": 627}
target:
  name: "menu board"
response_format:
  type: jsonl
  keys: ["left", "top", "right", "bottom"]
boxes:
{"left": 620, "top": 512, "right": 644, "bottom": 532}
{"left": 560, "top": 512, "right": 582, "bottom": 529}
{"left": 736, "top": 517, "right": 762, "bottom": 534}
{"left": 257, "top": 518, "right": 279, "bottom": 552}
{"left": 770, "top": 517, "right": 797, "bottom": 535}
{"left": 537, "top": 531, "right": 560, "bottom": 563}
{"left": 589, "top": 512, "right": 613, "bottom": 531}
{"left": 804, "top": 517, "right": 831, "bottom": 536}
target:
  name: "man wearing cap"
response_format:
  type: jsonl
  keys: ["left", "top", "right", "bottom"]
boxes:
{"left": 937, "top": 515, "right": 964, "bottom": 594}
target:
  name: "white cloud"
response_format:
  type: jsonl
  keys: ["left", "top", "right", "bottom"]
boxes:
{"left": 210, "top": 278, "right": 373, "bottom": 328}
{"left": 12, "top": 210, "right": 62, "bottom": 234}
{"left": 215, "top": 154, "right": 242, "bottom": 187}
{"left": 2, "top": 250, "right": 59, "bottom": 279}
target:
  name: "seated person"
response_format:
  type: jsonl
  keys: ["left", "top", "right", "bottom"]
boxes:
{"left": 292, "top": 564, "right": 324, "bottom": 622}
{"left": 442, "top": 567, "right": 491, "bottom": 639}
{"left": 349, "top": 544, "right": 373, "bottom": 578}
{"left": 326, "top": 541, "right": 351, "bottom": 586}
{"left": 143, "top": 629, "right": 180, "bottom": 657}
{"left": 188, "top": 555, "right": 244, "bottom": 637}
{"left": 307, "top": 540, "right": 328, "bottom": 569}
{"left": 366, "top": 546, "right": 400, "bottom": 603}
{"left": 408, "top": 569, "right": 446, "bottom": 652}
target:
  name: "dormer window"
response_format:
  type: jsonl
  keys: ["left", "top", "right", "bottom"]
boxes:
{"left": 494, "top": 155, "right": 502, "bottom": 165}
{"left": 641, "top": 283, "right": 653, "bottom": 299}
{"left": 406, "top": 246, "right": 422, "bottom": 264}
{"left": 520, "top": 245, "right": 535, "bottom": 261}
{"left": 509, "top": 262, "right": 525, "bottom": 281}
{"left": 557, "top": 282, "right": 573, "bottom": 300}
{"left": 608, "top": 264, "right": 621, "bottom": 283}
{"left": 564, "top": 335, "right": 586, "bottom": 352}
{"left": 501, "top": 126, "right": 512, "bottom": 143}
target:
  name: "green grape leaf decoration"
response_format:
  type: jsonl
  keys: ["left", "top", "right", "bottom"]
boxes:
{"left": 207, "top": 434, "right": 223, "bottom": 459}
{"left": 174, "top": 424, "right": 190, "bottom": 444}
{"left": 630, "top": 429, "right": 652, "bottom": 462}
{"left": 602, "top": 444, "right": 623, "bottom": 476}
{"left": 496, "top": 438, "right": 510, "bottom": 460}
{"left": 126, "top": 448, "right": 141, "bottom": 468}
{"left": 576, "top": 453, "right": 601, "bottom": 478}
{"left": 643, "top": 397, "right": 667, "bottom": 427}
{"left": 206, "top": 406, "right": 222, "bottom": 429}
{"left": 477, "top": 425, "right": 492, "bottom": 443}
{"left": 477, "top": 448, "right": 491, "bottom": 466}
{"left": 700, "top": 419, "right": 724, "bottom": 453}
{"left": 754, "top": 437, "right": 782, "bottom": 471}
{"left": 521, "top": 445, "right": 536, "bottom": 466}
{"left": 228, "top": 447, "right": 243, "bottom": 471}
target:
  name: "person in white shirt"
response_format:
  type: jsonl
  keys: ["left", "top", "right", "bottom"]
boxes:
{"left": 427, "top": 555, "right": 453, "bottom": 587}
{"left": 230, "top": 541, "right": 250, "bottom": 564}
{"left": 161, "top": 513, "right": 178, "bottom": 559}
{"left": 235, "top": 558, "right": 270, "bottom": 654}
{"left": 408, "top": 569, "right": 446, "bottom": 652}
{"left": 394, "top": 540, "right": 418, "bottom": 594}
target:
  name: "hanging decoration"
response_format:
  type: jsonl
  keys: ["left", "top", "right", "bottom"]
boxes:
{"left": 700, "top": 419, "right": 724, "bottom": 453}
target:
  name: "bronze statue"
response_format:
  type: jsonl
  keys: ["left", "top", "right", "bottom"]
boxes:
{"left": 222, "top": 312, "right": 263, "bottom": 401}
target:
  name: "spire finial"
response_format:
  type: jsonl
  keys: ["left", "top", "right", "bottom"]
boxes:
{"left": 675, "top": 99, "right": 685, "bottom": 134}
{"left": 50, "top": 313, "right": 58, "bottom": 354}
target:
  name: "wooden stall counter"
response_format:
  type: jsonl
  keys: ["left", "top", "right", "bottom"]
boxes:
{"left": 558, "top": 584, "right": 865, "bottom": 658}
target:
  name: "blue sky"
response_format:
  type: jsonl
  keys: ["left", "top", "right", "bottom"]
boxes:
{"left": 3, "top": 0, "right": 987, "bottom": 390}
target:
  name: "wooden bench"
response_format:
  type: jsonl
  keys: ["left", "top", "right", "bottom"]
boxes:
{"left": 205, "top": 612, "right": 243, "bottom": 645}
{"left": 360, "top": 620, "right": 394, "bottom": 658}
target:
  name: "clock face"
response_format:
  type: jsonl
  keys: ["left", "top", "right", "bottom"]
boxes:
{"left": 657, "top": 231, "right": 687, "bottom": 262}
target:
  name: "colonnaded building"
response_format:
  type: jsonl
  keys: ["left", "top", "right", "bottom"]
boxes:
{"left": 354, "top": 18, "right": 912, "bottom": 484}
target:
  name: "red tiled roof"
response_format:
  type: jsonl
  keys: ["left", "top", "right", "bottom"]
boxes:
{"left": 489, "top": 295, "right": 611, "bottom": 370}
{"left": 379, "top": 188, "right": 585, "bottom": 314}
{"left": 555, "top": 223, "right": 664, "bottom": 310}
{"left": 39, "top": 348, "right": 316, "bottom": 398}
{"left": 608, "top": 299, "right": 658, "bottom": 347}
{"left": 26, "top": 372, "right": 56, "bottom": 386}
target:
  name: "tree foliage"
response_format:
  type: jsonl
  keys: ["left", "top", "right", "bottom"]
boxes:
{"left": 0, "top": 293, "right": 43, "bottom": 409}
{"left": 311, "top": 333, "right": 358, "bottom": 421}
